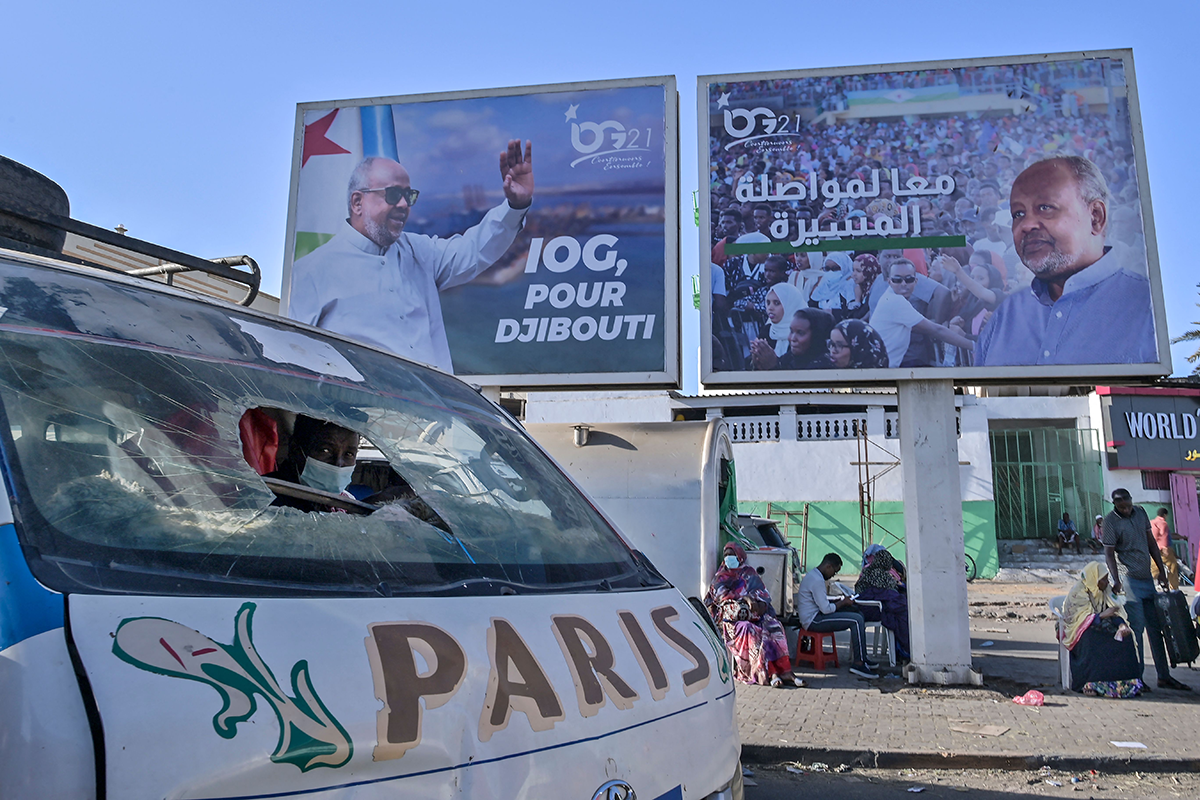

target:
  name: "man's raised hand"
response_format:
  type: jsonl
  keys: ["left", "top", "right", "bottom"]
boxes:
{"left": 500, "top": 139, "right": 534, "bottom": 209}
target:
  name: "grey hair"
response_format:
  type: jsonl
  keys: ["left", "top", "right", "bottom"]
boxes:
{"left": 346, "top": 157, "right": 386, "bottom": 216}
{"left": 1032, "top": 155, "right": 1110, "bottom": 206}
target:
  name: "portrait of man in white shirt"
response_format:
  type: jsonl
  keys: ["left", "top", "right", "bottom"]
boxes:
{"left": 288, "top": 140, "right": 534, "bottom": 374}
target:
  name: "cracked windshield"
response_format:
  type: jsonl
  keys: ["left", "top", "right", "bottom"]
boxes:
{"left": 0, "top": 275, "right": 639, "bottom": 596}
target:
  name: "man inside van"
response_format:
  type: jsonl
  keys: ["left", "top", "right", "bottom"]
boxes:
{"left": 798, "top": 553, "right": 878, "bottom": 679}
{"left": 288, "top": 140, "right": 534, "bottom": 374}
{"left": 267, "top": 415, "right": 359, "bottom": 512}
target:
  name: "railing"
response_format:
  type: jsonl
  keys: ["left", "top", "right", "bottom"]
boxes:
{"left": 728, "top": 411, "right": 909, "bottom": 442}
{"left": 727, "top": 417, "right": 780, "bottom": 443}
{"left": 797, "top": 414, "right": 865, "bottom": 441}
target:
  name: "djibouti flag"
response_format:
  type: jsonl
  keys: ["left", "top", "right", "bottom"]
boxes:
{"left": 293, "top": 106, "right": 405, "bottom": 261}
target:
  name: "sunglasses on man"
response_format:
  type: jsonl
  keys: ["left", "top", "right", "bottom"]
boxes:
{"left": 889, "top": 275, "right": 917, "bottom": 284}
{"left": 361, "top": 186, "right": 420, "bottom": 206}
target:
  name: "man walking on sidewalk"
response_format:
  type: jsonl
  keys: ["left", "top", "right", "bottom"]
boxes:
{"left": 1102, "top": 489, "right": 1191, "bottom": 691}
{"left": 798, "top": 553, "right": 878, "bottom": 679}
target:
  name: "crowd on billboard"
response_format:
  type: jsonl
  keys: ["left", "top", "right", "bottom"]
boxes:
{"left": 708, "top": 58, "right": 1158, "bottom": 373}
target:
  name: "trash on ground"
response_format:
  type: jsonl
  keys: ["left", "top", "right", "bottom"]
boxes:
{"left": 949, "top": 721, "right": 1010, "bottom": 737}
{"left": 907, "top": 787, "right": 926, "bottom": 793}
{"left": 1110, "top": 741, "right": 1147, "bottom": 749}
{"left": 742, "top": 767, "right": 754, "bottom": 777}
{"left": 980, "top": 641, "right": 995, "bottom": 647}
{"left": 743, "top": 777, "right": 758, "bottom": 787}
{"left": 1045, "top": 780, "right": 1063, "bottom": 787}
{"left": 1013, "top": 690, "right": 1045, "bottom": 705}
{"left": 786, "top": 766, "right": 804, "bottom": 775}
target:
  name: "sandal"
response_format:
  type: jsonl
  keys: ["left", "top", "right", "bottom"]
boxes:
{"left": 791, "top": 675, "right": 807, "bottom": 688}
{"left": 770, "top": 675, "right": 783, "bottom": 688}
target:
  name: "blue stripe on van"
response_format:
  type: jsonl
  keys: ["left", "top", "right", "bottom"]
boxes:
{"left": 0, "top": 523, "right": 63, "bottom": 650}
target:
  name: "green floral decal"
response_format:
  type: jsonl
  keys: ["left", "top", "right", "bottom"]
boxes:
{"left": 113, "top": 602, "right": 352, "bottom": 771}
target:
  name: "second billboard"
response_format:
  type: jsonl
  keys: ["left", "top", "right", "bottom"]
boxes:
{"left": 700, "top": 51, "right": 1170, "bottom": 385}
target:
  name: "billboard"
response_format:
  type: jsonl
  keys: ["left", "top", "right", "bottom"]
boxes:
{"left": 282, "top": 77, "right": 678, "bottom": 387}
{"left": 699, "top": 51, "right": 1171, "bottom": 386}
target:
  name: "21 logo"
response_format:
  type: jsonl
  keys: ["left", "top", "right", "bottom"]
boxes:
{"left": 566, "top": 104, "right": 652, "bottom": 168}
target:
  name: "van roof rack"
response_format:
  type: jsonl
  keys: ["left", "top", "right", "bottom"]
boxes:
{"left": 0, "top": 156, "right": 260, "bottom": 306}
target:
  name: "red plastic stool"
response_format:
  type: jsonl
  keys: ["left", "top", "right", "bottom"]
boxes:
{"left": 792, "top": 629, "right": 839, "bottom": 671}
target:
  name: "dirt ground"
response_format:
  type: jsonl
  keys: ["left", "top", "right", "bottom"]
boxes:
{"left": 743, "top": 762, "right": 1200, "bottom": 799}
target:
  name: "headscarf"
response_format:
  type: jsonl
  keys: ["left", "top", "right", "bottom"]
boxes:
{"left": 833, "top": 319, "right": 889, "bottom": 369}
{"left": 706, "top": 542, "right": 772, "bottom": 609}
{"left": 854, "top": 254, "right": 882, "bottom": 292}
{"left": 856, "top": 548, "right": 903, "bottom": 592}
{"left": 860, "top": 543, "right": 886, "bottom": 571}
{"left": 810, "top": 252, "right": 856, "bottom": 309}
{"left": 767, "top": 283, "right": 807, "bottom": 356}
{"left": 1061, "top": 561, "right": 1127, "bottom": 650}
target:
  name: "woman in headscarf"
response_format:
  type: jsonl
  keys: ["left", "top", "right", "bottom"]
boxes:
{"left": 827, "top": 319, "right": 889, "bottom": 369}
{"left": 854, "top": 547, "right": 911, "bottom": 662}
{"left": 748, "top": 282, "right": 808, "bottom": 370}
{"left": 809, "top": 252, "right": 858, "bottom": 314}
{"left": 757, "top": 307, "right": 835, "bottom": 371}
{"left": 704, "top": 542, "right": 802, "bottom": 687}
{"left": 1059, "top": 561, "right": 1142, "bottom": 697}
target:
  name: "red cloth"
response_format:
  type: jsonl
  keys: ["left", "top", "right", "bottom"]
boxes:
{"left": 239, "top": 409, "right": 278, "bottom": 475}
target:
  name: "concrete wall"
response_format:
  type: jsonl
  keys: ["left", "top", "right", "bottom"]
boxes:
{"left": 739, "top": 499, "right": 1000, "bottom": 580}
{"left": 525, "top": 390, "right": 673, "bottom": 424}
{"left": 982, "top": 395, "right": 1093, "bottom": 424}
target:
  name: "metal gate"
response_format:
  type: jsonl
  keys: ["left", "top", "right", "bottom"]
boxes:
{"left": 989, "top": 428, "right": 1104, "bottom": 540}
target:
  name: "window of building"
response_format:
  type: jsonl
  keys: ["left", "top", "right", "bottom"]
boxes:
{"left": 1141, "top": 471, "right": 1171, "bottom": 491}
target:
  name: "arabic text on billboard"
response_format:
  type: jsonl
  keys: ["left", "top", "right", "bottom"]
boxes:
{"left": 702, "top": 53, "right": 1164, "bottom": 383}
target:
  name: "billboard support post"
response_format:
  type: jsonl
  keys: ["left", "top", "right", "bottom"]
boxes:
{"left": 897, "top": 379, "right": 981, "bottom": 685}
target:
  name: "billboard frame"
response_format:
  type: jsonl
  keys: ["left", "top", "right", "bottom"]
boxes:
{"left": 282, "top": 75, "right": 680, "bottom": 390}
{"left": 697, "top": 49, "right": 1171, "bottom": 388}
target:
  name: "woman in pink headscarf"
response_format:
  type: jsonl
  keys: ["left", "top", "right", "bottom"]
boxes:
{"left": 704, "top": 542, "right": 801, "bottom": 687}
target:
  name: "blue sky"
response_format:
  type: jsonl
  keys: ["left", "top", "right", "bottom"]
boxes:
{"left": 4, "top": 1, "right": 1197, "bottom": 389}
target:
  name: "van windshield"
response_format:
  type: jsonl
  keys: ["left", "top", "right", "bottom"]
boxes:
{"left": 0, "top": 263, "right": 654, "bottom": 597}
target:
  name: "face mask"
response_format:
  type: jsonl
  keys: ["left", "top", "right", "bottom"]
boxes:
{"left": 300, "top": 456, "right": 355, "bottom": 496}
{"left": 724, "top": 554, "right": 741, "bottom": 570}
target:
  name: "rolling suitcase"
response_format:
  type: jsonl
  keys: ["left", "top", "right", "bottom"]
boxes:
{"left": 1153, "top": 590, "right": 1200, "bottom": 667}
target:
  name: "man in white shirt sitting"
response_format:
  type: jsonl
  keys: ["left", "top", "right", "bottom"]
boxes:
{"left": 797, "top": 553, "right": 878, "bottom": 679}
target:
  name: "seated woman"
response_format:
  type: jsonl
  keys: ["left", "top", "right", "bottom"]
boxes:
{"left": 704, "top": 542, "right": 802, "bottom": 688}
{"left": 1060, "top": 561, "right": 1142, "bottom": 698}
{"left": 854, "top": 547, "right": 911, "bottom": 662}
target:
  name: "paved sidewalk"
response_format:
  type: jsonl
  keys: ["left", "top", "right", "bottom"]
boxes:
{"left": 737, "top": 581, "right": 1200, "bottom": 771}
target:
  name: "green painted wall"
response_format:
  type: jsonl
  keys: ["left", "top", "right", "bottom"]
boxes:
{"left": 740, "top": 500, "right": 1000, "bottom": 580}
